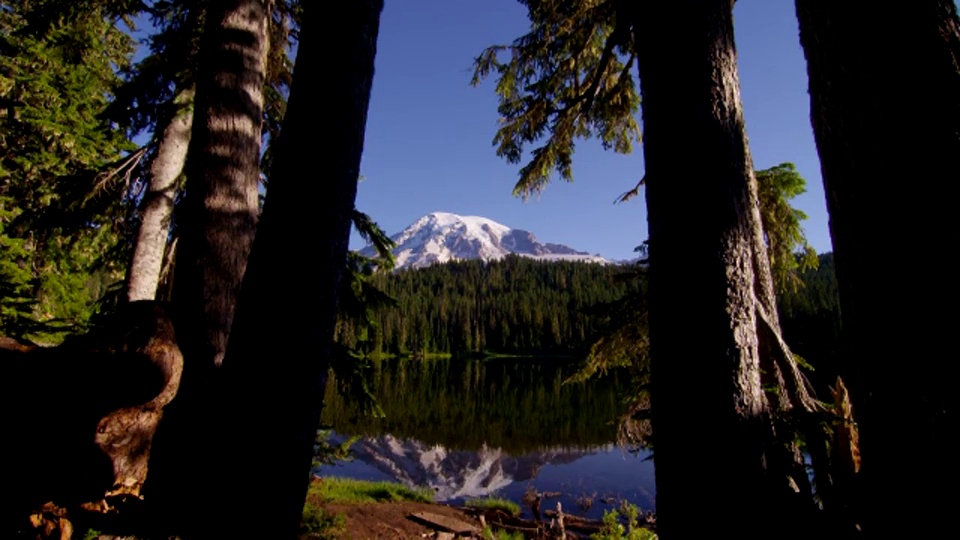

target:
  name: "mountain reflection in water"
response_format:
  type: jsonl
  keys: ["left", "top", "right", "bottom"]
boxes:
{"left": 317, "top": 357, "right": 656, "bottom": 518}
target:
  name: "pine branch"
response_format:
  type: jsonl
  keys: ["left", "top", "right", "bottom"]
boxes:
{"left": 579, "top": 24, "right": 623, "bottom": 115}
{"left": 614, "top": 175, "right": 645, "bottom": 204}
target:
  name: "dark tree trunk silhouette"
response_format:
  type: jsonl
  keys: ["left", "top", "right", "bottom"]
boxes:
{"left": 633, "top": 1, "right": 819, "bottom": 537}
{"left": 796, "top": 1, "right": 960, "bottom": 536}
{"left": 146, "top": 0, "right": 268, "bottom": 533}
{"left": 3, "top": 302, "right": 182, "bottom": 537}
{"left": 172, "top": 0, "right": 266, "bottom": 369}
{"left": 211, "top": 0, "right": 384, "bottom": 536}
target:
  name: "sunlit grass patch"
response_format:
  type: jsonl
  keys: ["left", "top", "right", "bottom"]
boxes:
{"left": 465, "top": 496, "right": 521, "bottom": 516}
{"left": 482, "top": 526, "right": 526, "bottom": 540}
{"left": 307, "top": 476, "right": 434, "bottom": 504}
{"left": 300, "top": 505, "right": 346, "bottom": 538}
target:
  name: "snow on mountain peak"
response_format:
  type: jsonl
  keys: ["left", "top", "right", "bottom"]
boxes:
{"left": 362, "top": 211, "right": 610, "bottom": 270}
{"left": 338, "top": 434, "right": 597, "bottom": 501}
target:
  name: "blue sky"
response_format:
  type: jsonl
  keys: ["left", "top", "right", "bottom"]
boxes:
{"left": 351, "top": 0, "right": 834, "bottom": 262}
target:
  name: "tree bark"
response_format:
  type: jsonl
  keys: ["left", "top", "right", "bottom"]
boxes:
{"left": 3, "top": 302, "right": 182, "bottom": 536}
{"left": 146, "top": 0, "right": 268, "bottom": 533}
{"left": 126, "top": 87, "right": 193, "bottom": 302}
{"left": 171, "top": 0, "right": 266, "bottom": 369}
{"left": 633, "top": 1, "right": 818, "bottom": 537}
{"left": 211, "top": 0, "right": 384, "bottom": 536}
{"left": 795, "top": 1, "right": 960, "bottom": 536}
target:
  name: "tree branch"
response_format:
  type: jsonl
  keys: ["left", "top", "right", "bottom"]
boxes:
{"left": 580, "top": 21, "right": 626, "bottom": 114}
{"left": 614, "top": 175, "right": 645, "bottom": 203}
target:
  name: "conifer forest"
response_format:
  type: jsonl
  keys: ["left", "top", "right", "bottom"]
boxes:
{"left": 1, "top": 1, "right": 957, "bottom": 538}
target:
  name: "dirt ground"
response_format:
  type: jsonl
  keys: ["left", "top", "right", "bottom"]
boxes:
{"left": 305, "top": 500, "right": 618, "bottom": 540}
{"left": 312, "top": 501, "right": 482, "bottom": 539}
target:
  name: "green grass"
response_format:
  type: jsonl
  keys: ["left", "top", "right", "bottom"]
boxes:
{"left": 365, "top": 351, "right": 398, "bottom": 361}
{"left": 301, "top": 505, "right": 346, "bottom": 538}
{"left": 591, "top": 502, "right": 657, "bottom": 540}
{"left": 464, "top": 496, "right": 521, "bottom": 516}
{"left": 307, "top": 477, "right": 434, "bottom": 504}
{"left": 482, "top": 527, "right": 526, "bottom": 540}
{"left": 412, "top": 351, "right": 454, "bottom": 360}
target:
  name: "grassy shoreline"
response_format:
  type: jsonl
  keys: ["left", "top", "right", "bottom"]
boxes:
{"left": 305, "top": 476, "right": 434, "bottom": 505}
{"left": 365, "top": 350, "right": 582, "bottom": 362}
{"left": 302, "top": 477, "right": 657, "bottom": 539}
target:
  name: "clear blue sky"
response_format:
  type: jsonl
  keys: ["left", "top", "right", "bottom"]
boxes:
{"left": 350, "top": 0, "right": 833, "bottom": 262}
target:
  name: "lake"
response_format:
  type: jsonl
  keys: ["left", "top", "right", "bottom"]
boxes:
{"left": 315, "top": 356, "right": 656, "bottom": 520}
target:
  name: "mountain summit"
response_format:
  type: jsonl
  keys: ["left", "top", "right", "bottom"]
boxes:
{"left": 362, "top": 211, "right": 608, "bottom": 270}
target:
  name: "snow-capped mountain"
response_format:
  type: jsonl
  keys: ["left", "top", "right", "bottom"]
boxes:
{"left": 335, "top": 434, "right": 598, "bottom": 501}
{"left": 361, "top": 211, "right": 610, "bottom": 270}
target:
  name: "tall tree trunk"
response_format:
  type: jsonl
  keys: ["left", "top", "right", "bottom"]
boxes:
{"left": 633, "top": 1, "right": 818, "bottom": 537}
{"left": 126, "top": 87, "right": 193, "bottom": 302}
{"left": 146, "top": 0, "right": 268, "bottom": 533}
{"left": 795, "top": 1, "right": 960, "bottom": 536}
{"left": 212, "top": 0, "right": 383, "bottom": 536}
{"left": 172, "top": 0, "right": 266, "bottom": 369}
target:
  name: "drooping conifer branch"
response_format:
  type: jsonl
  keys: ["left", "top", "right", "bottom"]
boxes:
{"left": 471, "top": 0, "right": 640, "bottom": 197}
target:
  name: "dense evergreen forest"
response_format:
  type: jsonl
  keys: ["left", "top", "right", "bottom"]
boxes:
{"left": 336, "top": 252, "right": 841, "bottom": 375}
{"left": 1, "top": 0, "right": 954, "bottom": 537}
{"left": 338, "top": 255, "right": 641, "bottom": 356}
{"left": 778, "top": 252, "right": 841, "bottom": 375}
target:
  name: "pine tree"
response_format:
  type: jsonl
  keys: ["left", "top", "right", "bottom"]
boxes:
{"left": 143, "top": 0, "right": 271, "bottom": 533}
{"left": 204, "top": 0, "right": 386, "bottom": 534}
{"left": 796, "top": 1, "right": 960, "bottom": 534}
{"left": 756, "top": 163, "right": 818, "bottom": 294}
{"left": 3, "top": 1, "right": 389, "bottom": 536}
{"left": 475, "top": 1, "right": 825, "bottom": 536}
{"left": 572, "top": 163, "right": 822, "bottom": 448}
{"left": 111, "top": 1, "right": 204, "bottom": 302}
{"left": 471, "top": 0, "right": 640, "bottom": 196}
{"left": 171, "top": 0, "right": 269, "bottom": 369}
{"left": 125, "top": 86, "right": 194, "bottom": 302}
{"left": 0, "top": 0, "right": 136, "bottom": 340}
{"left": 108, "top": 1, "right": 298, "bottom": 303}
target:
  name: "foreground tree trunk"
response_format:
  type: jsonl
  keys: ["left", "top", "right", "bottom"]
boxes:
{"left": 126, "top": 87, "right": 193, "bottom": 302}
{"left": 172, "top": 0, "right": 266, "bottom": 369}
{"left": 146, "top": 0, "right": 268, "bottom": 533}
{"left": 633, "top": 1, "right": 819, "bottom": 537}
{"left": 796, "top": 1, "right": 960, "bottom": 536}
{"left": 211, "top": 0, "right": 384, "bottom": 536}
{"left": 3, "top": 302, "right": 182, "bottom": 537}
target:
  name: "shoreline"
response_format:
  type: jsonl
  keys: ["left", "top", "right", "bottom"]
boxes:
{"left": 302, "top": 477, "right": 656, "bottom": 539}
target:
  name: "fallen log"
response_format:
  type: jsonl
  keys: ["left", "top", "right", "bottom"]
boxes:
{"left": 408, "top": 511, "right": 481, "bottom": 535}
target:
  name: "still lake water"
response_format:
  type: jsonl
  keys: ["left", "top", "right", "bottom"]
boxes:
{"left": 315, "top": 357, "right": 656, "bottom": 520}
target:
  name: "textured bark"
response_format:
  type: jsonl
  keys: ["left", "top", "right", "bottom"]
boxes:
{"left": 633, "top": 1, "right": 818, "bottom": 537}
{"left": 172, "top": 0, "right": 267, "bottom": 369}
{"left": 209, "top": 0, "right": 384, "bottom": 536}
{"left": 126, "top": 87, "right": 193, "bottom": 303}
{"left": 2, "top": 302, "right": 181, "bottom": 536}
{"left": 796, "top": 1, "right": 960, "bottom": 536}
{"left": 90, "top": 303, "right": 183, "bottom": 500}
{"left": 146, "top": 0, "right": 268, "bottom": 533}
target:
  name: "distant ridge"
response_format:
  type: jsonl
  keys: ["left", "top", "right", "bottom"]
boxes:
{"left": 360, "top": 211, "right": 610, "bottom": 270}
